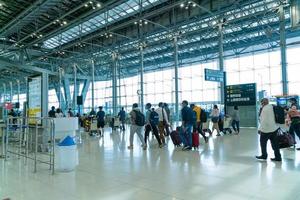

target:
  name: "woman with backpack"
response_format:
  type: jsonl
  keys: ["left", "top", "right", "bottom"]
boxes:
{"left": 128, "top": 103, "right": 147, "bottom": 150}
{"left": 287, "top": 104, "right": 300, "bottom": 150}
{"left": 210, "top": 105, "right": 221, "bottom": 136}
{"left": 144, "top": 103, "right": 163, "bottom": 148}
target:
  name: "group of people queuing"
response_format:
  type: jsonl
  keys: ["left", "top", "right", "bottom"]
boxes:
{"left": 48, "top": 106, "right": 75, "bottom": 118}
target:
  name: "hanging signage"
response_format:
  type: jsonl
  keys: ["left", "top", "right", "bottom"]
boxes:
{"left": 225, "top": 83, "right": 256, "bottom": 106}
{"left": 28, "top": 75, "right": 42, "bottom": 124}
{"left": 204, "top": 69, "right": 224, "bottom": 82}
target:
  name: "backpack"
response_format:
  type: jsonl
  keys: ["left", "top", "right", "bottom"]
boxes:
{"left": 273, "top": 105, "right": 285, "bottom": 124}
{"left": 133, "top": 110, "right": 145, "bottom": 126}
{"left": 150, "top": 110, "right": 159, "bottom": 125}
{"left": 200, "top": 109, "right": 207, "bottom": 123}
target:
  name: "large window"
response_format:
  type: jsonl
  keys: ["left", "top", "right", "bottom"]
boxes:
{"left": 225, "top": 51, "right": 282, "bottom": 96}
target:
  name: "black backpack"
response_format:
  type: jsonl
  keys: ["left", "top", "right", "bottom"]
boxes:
{"left": 200, "top": 109, "right": 207, "bottom": 123}
{"left": 134, "top": 110, "right": 145, "bottom": 126}
{"left": 150, "top": 111, "right": 159, "bottom": 125}
{"left": 273, "top": 105, "right": 285, "bottom": 124}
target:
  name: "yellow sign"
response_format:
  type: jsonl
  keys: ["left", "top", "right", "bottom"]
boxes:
{"left": 28, "top": 108, "right": 41, "bottom": 124}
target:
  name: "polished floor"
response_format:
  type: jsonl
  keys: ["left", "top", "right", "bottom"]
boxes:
{"left": 1, "top": 127, "right": 300, "bottom": 200}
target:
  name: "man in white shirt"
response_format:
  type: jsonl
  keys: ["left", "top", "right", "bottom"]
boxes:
{"left": 256, "top": 98, "right": 282, "bottom": 162}
{"left": 155, "top": 102, "right": 169, "bottom": 145}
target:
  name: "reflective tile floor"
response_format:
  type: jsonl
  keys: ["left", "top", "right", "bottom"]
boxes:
{"left": 1, "top": 128, "right": 300, "bottom": 200}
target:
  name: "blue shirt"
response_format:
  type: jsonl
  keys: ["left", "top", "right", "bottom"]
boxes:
{"left": 181, "top": 106, "right": 194, "bottom": 125}
{"left": 96, "top": 111, "right": 105, "bottom": 121}
{"left": 118, "top": 110, "right": 126, "bottom": 120}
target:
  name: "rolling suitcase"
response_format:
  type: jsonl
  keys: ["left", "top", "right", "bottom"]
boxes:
{"left": 170, "top": 128, "right": 182, "bottom": 147}
{"left": 192, "top": 132, "right": 200, "bottom": 149}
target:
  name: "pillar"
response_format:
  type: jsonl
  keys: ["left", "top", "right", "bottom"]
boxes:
{"left": 279, "top": 4, "right": 288, "bottom": 95}
{"left": 173, "top": 36, "right": 180, "bottom": 122}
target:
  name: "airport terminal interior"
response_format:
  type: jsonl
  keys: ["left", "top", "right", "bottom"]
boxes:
{"left": 1, "top": 0, "right": 300, "bottom": 199}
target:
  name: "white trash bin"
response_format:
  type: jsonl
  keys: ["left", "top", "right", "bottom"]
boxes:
{"left": 57, "top": 136, "right": 78, "bottom": 172}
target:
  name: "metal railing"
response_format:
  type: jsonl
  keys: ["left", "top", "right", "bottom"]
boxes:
{"left": 2, "top": 117, "right": 55, "bottom": 175}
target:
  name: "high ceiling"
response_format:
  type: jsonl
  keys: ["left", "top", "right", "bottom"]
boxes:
{"left": 0, "top": 0, "right": 299, "bottom": 91}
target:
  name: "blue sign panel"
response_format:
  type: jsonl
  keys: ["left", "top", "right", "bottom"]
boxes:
{"left": 204, "top": 69, "right": 224, "bottom": 82}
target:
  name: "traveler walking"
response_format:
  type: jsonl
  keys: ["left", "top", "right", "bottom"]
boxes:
{"left": 164, "top": 103, "right": 171, "bottom": 136}
{"left": 128, "top": 103, "right": 146, "bottom": 150}
{"left": 210, "top": 105, "right": 221, "bottom": 136}
{"left": 181, "top": 100, "right": 194, "bottom": 151}
{"left": 96, "top": 106, "right": 105, "bottom": 137}
{"left": 231, "top": 106, "right": 240, "bottom": 134}
{"left": 256, "top": 98, "right": 282, "bottom": 161}
{"left": 190, "top": 104, "right": 208, "bottom": 143}
{"left": 156, "top": 102, "right": 169, "bottom": 145}
{"left": 287, "top": 104, "right": 300, "bottom": 150}
{"left": 118, "top": 107, "right": 126, "bottom": 131}
{"left": 144, "top": 103, "right": 162, "bottom": 148}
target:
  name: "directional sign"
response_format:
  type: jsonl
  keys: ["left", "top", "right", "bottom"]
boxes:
{"left": 204, "top": 69, "right": 224, "bottom": 82}
{"left": 225, "top": 83, "right": 257, "bottom": 106}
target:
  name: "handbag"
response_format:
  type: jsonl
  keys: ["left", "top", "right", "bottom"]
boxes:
{"left": 277, "top": 129, "right": 296, "bottom": 149}
{"left": 212, "top": 117, "right": 219, "bottom": 123}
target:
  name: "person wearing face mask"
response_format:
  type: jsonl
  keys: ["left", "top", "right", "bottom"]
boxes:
{"left": 256, "top": 98, "right": 281, "bottom": 162}
{"left": 287, "top": 104, "right": 300, "bottom": 150}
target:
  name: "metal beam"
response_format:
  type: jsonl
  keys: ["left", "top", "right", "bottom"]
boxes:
{"left": 81, "top": 79, "right": 91, "bottom": 106}
{"left": 63, "top": 77, "right": 72, "bottom": 109}
{"left": 173, "top": 36, "right": 180, "bottom": 122}
{"left": 112, "top": 53, "right": 118, "bottom": 115}
{"left": 218, "top": 23, "right": 225, "bottom": 104}
{"left": 279, "top": 4, "right": 288, "bottom": 95}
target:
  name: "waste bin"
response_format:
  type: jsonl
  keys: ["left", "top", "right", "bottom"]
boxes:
{"left": 57, "top": 135, "right": 78, "bottom": 172}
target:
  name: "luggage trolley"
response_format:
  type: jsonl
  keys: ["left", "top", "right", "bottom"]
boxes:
{"left": 223, "top": 116, "right": 233, "bottom": 134}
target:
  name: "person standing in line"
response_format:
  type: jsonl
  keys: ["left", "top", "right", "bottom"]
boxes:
{"left": 48, "top": 106, "right": 56, "bottom": 118}
{"left": 287, "top": 104, "right": 300, "bottom": 150}
{"left": 210, "top": 105, "right": 221, "bottom": 136}
{"left": 118, "top": 107, "right": 126, "bottom": 131}
{"left": 256, "top": 98, "right": 281, "bottom": 162}
{"left": 67, "top": 108, "right": 74, "bottom": 117}
{"left": 156, "top": 102, "right": 168, "bottom": 145}
{"left": 96, "top": 106, "right": 105, "bottom": 137}
{"left": 181, "top": 100, "right": 194, "bottom": 151}
{"left": 128, "top": 103, "right": 146, "bottom": 150}
{"left": 231, "top": 106, "right": 240, "bottom": 134}
{"left": 190, "top": 104, "right": 208, "bottom": 143}
{"left": 144, "top": 103, "right": 162, "bottom": 148}
{"left": 55, "top": 108, "right": 64, "bottom": 118}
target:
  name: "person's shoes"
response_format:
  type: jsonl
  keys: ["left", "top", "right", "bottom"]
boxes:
{"left": 186, "top": 146, "right": 192, "bottom": 151}
{"left": 271, "top": 158, "right": 282, "bottom": 162}
{"left": 182, "top": 146, "right": 188, "bottom": 151}
{"left": 159, "top": 144, "right": 163, "bottom": 148}
{"left": 204, "top": 137, "right": 208, "bottom": 143}
{"left": 216, "top": 133, "right": 221, "bottom": 136}
{"left": 143, "top": 145, "right": 147, "bottom": 150}
{"left": 255, "top": 155, "right": 267, "bottom": 160}
{"left": 127, "top": 145, "right": 133, "bottom": 150}
{"left": 296, "top": 148, "right": 300, "bottom": 151}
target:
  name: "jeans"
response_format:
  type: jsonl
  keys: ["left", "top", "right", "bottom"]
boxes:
{"left": 144, "top": 124, "right": 162, "bottom": 145}
{"left": 129, "top": 125, "right": 145, "bottom": 146}
{"left": 259, "top": 130, "right": 281, "bottom": 159}
{"left": 232, "top": 120, "right": 240, "bottom": 133}
{"left": 120, "top": 119, "right": 125, "bottom": 131}
{"left": 180, "top": 124, "right": 193, "bottom": 147}
{"left": 289, "top": 123, "right": 300, "bottom": 141}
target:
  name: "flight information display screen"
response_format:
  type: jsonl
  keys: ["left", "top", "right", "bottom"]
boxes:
{"left": 225, "top": 83, "right": 257, "bottom": 106}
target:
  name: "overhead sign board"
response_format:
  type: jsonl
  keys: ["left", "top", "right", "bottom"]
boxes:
{"left": 225, "top": 83, "right": 256, "bottom": 106}
{"left": 204, "top": 69, "right": 224, "bottom": 82}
